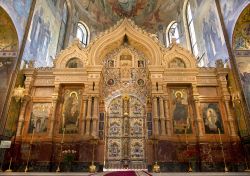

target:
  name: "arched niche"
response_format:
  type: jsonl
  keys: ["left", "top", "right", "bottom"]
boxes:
{"left": 66, "top": 57, "right": 83, "bottom": 68}
{"left": 162, "top": 43, "right": 197, "bottom": 69}
{"left": 88, "top": 19, "right": 163, "bottom": 66}
{"left": 169, "top": 57, "right": 186, "bottom": 68}
{"left": 54, "top": 41, "right": 88, "bottom": 69}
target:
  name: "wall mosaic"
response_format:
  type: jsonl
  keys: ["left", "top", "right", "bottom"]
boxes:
{"left": 233, "top": 4, "right": 250, "bottom": 112}
{"left": 61, "top": 89, "right": 83, "bottom": 133}
{"left": 201, "top": 103, "right": 224, "bottom": 134}
{"left": 219, "top": 0, "right": 250, "bottom": 44}
{"left": 192, "top": 0, "right": 228, "bottom": 66}
{"left": 22, "top": 0, "right": 61, "bottom": 67}
{"left": 232, "top": 4, "right": 250, "bottom": 50}
{"left": 28, "top": 103, "right": 51, "bottom": 133}
{"left": 169, "top": 88, "right": 192, "bottom": 134}
{"left": 0, "top": 7, "right": 18, "bottom": 51}
{"left": 0, "top": 0, "right": 32, "bottom": 45}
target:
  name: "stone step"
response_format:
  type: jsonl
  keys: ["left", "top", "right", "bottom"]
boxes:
{"left": 0, "top": 172, "right": 250, "bottom": 176}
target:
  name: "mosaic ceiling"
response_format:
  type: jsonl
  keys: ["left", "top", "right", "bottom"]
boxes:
{"left": 0, "top": 7, "right": 18, "bottom": 52}
{"left": 233, "top": 4, "right": 250, "bottom": 50}
{"left": 74, "top": 0, "right": 183, "bottom": 32}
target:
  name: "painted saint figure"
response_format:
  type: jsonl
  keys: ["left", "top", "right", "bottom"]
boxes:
{"left": 172, "top": 90, "right": 189, "bottom": 133}
{"left": 63, "top": 91, "right": 80, "bottom": 132}
{"left": 204, "top": 108, "right": 218, "bottom": 132}
{"left": 202, "top": 103, "right": 224, "bottom": 134}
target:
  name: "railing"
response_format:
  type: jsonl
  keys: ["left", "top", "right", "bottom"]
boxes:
{"left": 104, "top": 161, "right": 147, "bottom": 171}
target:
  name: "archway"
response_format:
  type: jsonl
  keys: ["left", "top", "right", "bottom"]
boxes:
{"left": 231, "top": 4, "right": 250, "bottom": 140}
{"left": 0, "top": 6, "right": 19, "bottom": 129}
{"left": 232, "top": 4, "right": 250, "bottom": 113}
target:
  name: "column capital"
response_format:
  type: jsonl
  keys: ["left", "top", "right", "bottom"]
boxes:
{"left": 82, "top": 95, "right": 88, "bottom": 101}
{"left": 22, "top": 95, "right": 31, "bottom": 103}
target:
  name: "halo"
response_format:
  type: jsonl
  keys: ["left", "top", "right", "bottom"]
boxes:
{"left": 70, "top": 91, "right": 78, "bottom": 99}
{"left": 175, "top": 91, "right": 183, "bottom": 98}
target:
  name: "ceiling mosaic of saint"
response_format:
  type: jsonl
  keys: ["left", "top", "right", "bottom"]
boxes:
{"left": 74, "top": 0, "right": 183, "bottom": 32}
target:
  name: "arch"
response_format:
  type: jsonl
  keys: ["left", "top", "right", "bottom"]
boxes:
{"left": 163, "top": 43, "right": 197, "bottom": 68}
{"left": 232, "top": 4, "right": 250, "bottom": 112}
{"left": 66, "top": 58, "right": 83, "bottom": 68}
{"left": 230, "top": 2, "right": 250, "bottom": 44}
{"left": 88, "top": 19, "right": 163, "bottom": 66}
{"left": 0, "top": 6, "right": 19, "bottom": 133}
{"left": 0, "top": 6, "right": 19, "bottom": 52}
{"left": 232, "top": 4, "right": 250, "bottom": 50}
{"left": 54, "top": 40, "right": 88, "bottom": 69}
{"left": 166, "top": 21, "right": 180, "bottom": 47}
{"left": 183, "top": 0, "right": 198, "bottom": 57}
{"left": 77, "top": 21, "right": 90, "bottom": 47}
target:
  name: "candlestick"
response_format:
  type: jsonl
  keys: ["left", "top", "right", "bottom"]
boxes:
{"left": 185, "top": 128, "right": 188, "bottom": 145}
{"left": 218, "top": 128, "right": 228, "bottom": 172}
{"left": 185, "top": 127, "right": 192, "bottom": 172}
{"left": 62, "top": 128, "right": 65, "bottom": 143}
{"left": 5, "top": 158, "right": 12, "bottom": 172}
{"left": 56, "top": 128, "right": 65, "bottom": 172}
{"left": 31, "top": 128, "right": 35, "bottom": 144}
{"left": 25, "top": 128, "right": 35, "bottom": 172}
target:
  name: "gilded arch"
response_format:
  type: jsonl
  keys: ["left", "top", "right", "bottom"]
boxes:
{"left": 88, "top": 18, "right": 164, "bottom": 66}
{"left": 162, "top": 42, "right": 197, "bottom": 68}
{"left": 54, "top": 40, "right": 88, "bottom": 69}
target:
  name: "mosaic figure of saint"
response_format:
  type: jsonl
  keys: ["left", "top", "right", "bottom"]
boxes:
{"left": 172, "top": 90, "right": 189, "bottom": 133}
{"left": 63, "top": 91, "right": 79, "bottom": 128}
{"left": 204, "top": 108, "right": 218, "bottom": 132}
{"left": 173, "top": 91, "right": 188, "bottom": 123}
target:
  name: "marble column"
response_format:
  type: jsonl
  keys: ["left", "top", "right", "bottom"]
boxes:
{"left": 224, "top": 98, "right": 237, "bottom": 136}
{"left": 192, "top": 85, "right": 203, "bottom": 137}
{"left": 16, "top": 96, "right": 29, "bottom": 137}
{"left": 153, "top": 96, "right": 159, "bottom": 136}
{"left": 86, "top": 96, "right": 92, "bottom": 136}
{"left": 91, "top": 96, "right": 99, "bottom": 137}
{"left": 159, "top": 97, "right": 166, "bottom": 135}
{"left": 81, "top": 96, "right": 88, "bottom": 135}
{"left": 49, "top": 93, "right": 58, "bottom": 137}
{"left": 164, "top": 97, "right": 171, "bottom": 136}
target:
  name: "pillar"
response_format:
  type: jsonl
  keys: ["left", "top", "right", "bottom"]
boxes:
{"left": 153, "top": 96, "right": 159, "bottom": 136}
{"left": 159, "top": 97, "right": 166, "bottom": 135}
{"left": 49, "top": 93, "right": 58, "bottom": 137}
{"left": 224, "top": 98, "right": 237, "bottom": 136}
{"left": 86, "top": 96, "right": 92, "bottom": 136}
{"left": 164, "top": 97, "right": 171, "bottom": 136}
{"left": 16, "top": 96, "right": 29, "bottom": 137}
{"left": 49, "top": 85, "right": 59, "bottom": 137}
{"left": 192, "top": 85, "right": 203, "bottom": 136}
{"left": 91, "top": 96, "right": 99, "bottom": 137}
{"left": 81, "top": 96, "right": 88, "bottom": 135}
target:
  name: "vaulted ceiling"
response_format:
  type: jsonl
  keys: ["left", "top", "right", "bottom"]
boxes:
{"left": 73, "top": 0, "right": 183, "bottom": 33}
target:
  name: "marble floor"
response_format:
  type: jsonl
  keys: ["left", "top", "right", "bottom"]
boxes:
{"left": 0, "top": 172, "right": 250, "bottom": 176}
